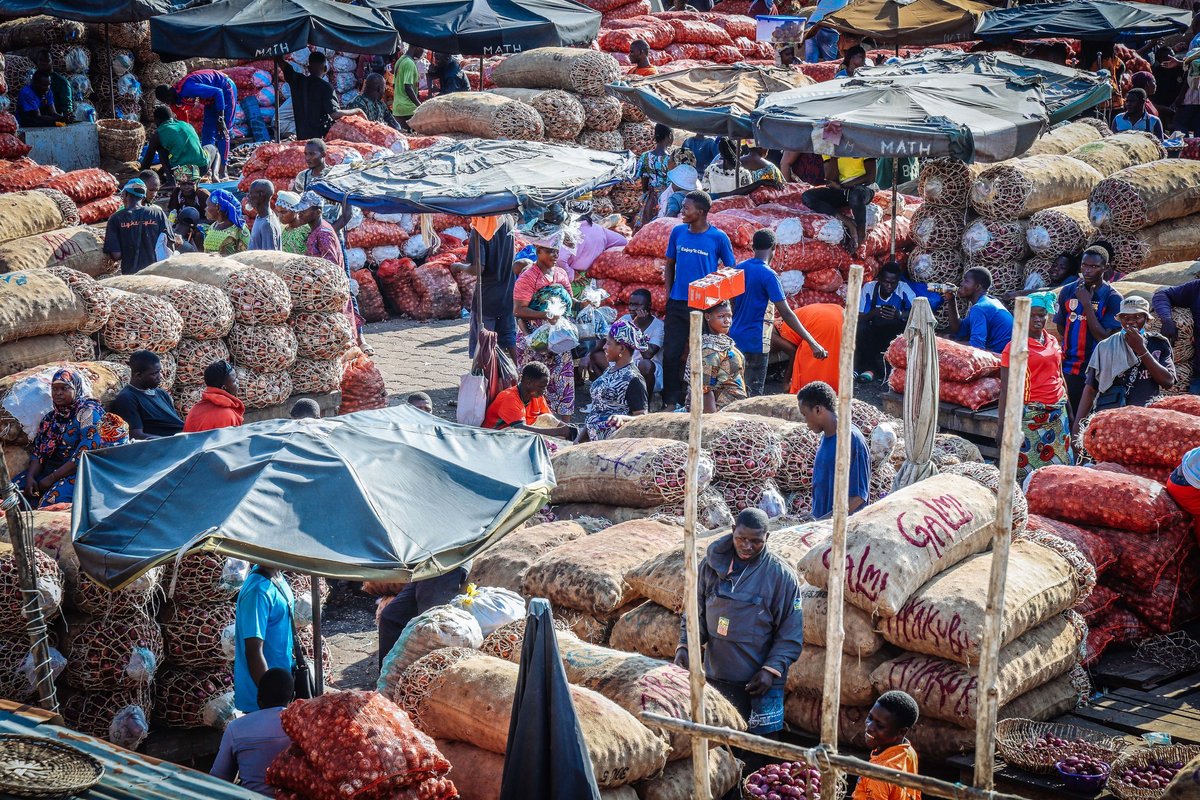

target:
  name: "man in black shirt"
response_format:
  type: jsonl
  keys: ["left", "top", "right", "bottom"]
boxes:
{"left": 103, "top": 178, "right": 171, "bottom": 275}
{"left": 109, "top": 351, "right": 185, "bottom": 439}
{"left": 276, "top": 52, "right": 365, "bottom": 140}
{"left": 453, "top": 215, "right": 517, "bottom": 361}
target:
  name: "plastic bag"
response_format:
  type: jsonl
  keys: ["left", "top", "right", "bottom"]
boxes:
{"left": 457, "top": 372, "right": 487, "bottom": 426}
{"left": 547, "top": 318, "right": 580, "bottom": 354}
{"left": 20, "top": 646, "right": 65, "bottom": 695}
{"left": 451, "top": 584, "right": 526, "bottom": 635}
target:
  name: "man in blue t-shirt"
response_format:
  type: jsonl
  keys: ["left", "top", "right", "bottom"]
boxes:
{"left": 233, "top": 565, "right": 295, "bottom": 713}
{"left": 1055, "top": 245, "right": 1122, "bottom": 420}
{"left": 662, "top": 190, "right": 737, "bottom": 409}
{"left": 856, "top": 260, "right": 915, "bottom": 381}
{"left": 797, "top": 381, "right": 871, "bottom": 519}
{"left": 730, "top": 229, "right": 828, "bottom": 396}
{"left": 942, "top": 267, "right": 1014, "bottom": 354}
{"left": 16, "top": 70, "right": 67, "bottom": 128}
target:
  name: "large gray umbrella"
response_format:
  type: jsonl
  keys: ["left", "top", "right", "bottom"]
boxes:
{"left": 893, "top": 297, "right": 939, "bottom": 489}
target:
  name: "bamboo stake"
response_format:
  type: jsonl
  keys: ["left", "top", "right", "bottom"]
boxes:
{"left": 973, "top": 296, "right": 1031, "bottom": 788}
{"left": 818, "top": 263, "right": 864, "bottom": 800}
{"left": 641, "top": 712, "right": 1031, "bottom": 800}
{"left": 890, "top": 160, "right": 898, "bottom": 258}
{"left": 683, "top": 310, "right": 710, "bottom": 800}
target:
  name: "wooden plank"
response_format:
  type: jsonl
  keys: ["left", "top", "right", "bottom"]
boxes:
{"left": 1072, "top": 697, "right": 1200, "bottom": 744}
{"left": 1090, "top": 649, "right": 1190, "bottom": 691}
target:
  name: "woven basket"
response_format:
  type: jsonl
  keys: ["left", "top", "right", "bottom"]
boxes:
{"left": 96, "top": 119, "right": 145, "bottom": 164}
{"left": 995, "top": 718, "right": 1128, "bottom": 775}
{"left": 0, "top": 735, "right": 103, "bottom": 799}
{"left": 1109, "top": 744, "right": 1200, "bottom": 800}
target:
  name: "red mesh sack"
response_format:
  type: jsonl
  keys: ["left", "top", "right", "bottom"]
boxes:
{"left": 786, "top": 289, "right": 844, "bottom": 309}
{"left": 1077, "top": 584, "right": 1119, "bottom": 619}
{"left": 269, "top": 746, "right": 458, "bottom": 800}
{"left": 352, "top": 268, "right": 387, "bottom": 323}
{"left": 0, "top": 157, "right": 37, "bottom": 175}
{"left": 376, "top": 257, "right": 419, "bottom": 318}
{"left": 280, "top": 690, "right": 451, "bottom": 798}
{"left": 237, "top": 169, "right": 268, "bottom": 193}
{"left": 327, "top": 116, "right": 404, "bottom": 152}
{"left": 1125, "top": 555, "right": 1200, "bottom": 633}
{"left": 1025, "top": 513, "right": 1117, "bottom": 575}
{"left": 710, "top": 196, "right": 754, "bottom": 212}
{"left": 410, "top": 263, "right": 461, "bottom": 320}
{"left": 619, "top": 282, "right": 666, "bottom": 313}
{"left": 627, "top": 217, "right": 677, "bottom": 257}
{"left": 887, "top": 368, "right": 1000, "bottom": 411}
{"left": 1083, "top": 605, "right": 1150, "bottom": 666}
{"left": 347, "top": 219, "right": 409, "bottom": 249}
{"left": 586, "top": 0, "right": 638, "bottom": 13}
{"left": 0, "top": 133, "right": 31, "bottom": 159}
{"left": 161, "top": 602, "right": 236, "bottom": 669}
{"left": 714, "top": 15, "right": 757, "bottom": 38}
{"left": 42, "top": 168, "right": 119, "bottom": 205}
{"left": 804, "top": 267, "right": 844, "bottom": 294}
{"left": 78, "top": 195, "right": 122, "bottom": 224}
{"left": 603, "top": 1, "right": 652, "bottom": 22}
{"left": 1092, "top": 460, "right": 1172, "bottom": 485}
{"left": 403, "top": 135, "right": 452, "bottom": 150}
{"left": 0, "top": 164, "right": 59, "bottom": 192}
{"left": 595, "top": 278, "right": 625, "bottom": 301}
{"left": 1082, "top": 406, "right": 1200, "bottom": 469}
{"left": 885, "top": 335, "right": 1001, "bottom": 382}
{"left": 588, "top": 248, "right": 665, "bottom": 283}
{"left": 438, "top": 232, "right": 465, "bottom": 251}
{"left": 665, "top": 18, "right": 734, "bottom": 45}
{"left": 712, "top": 0, "right": 752, "bottom": 12}
{"left": 0, "top": 114, "right": 16, "bottom": 134}
{"left": 430, "top": 214, "right": 469, "bottom": 231}
{"left": 799, "top": 61, "right": 839, "bottom": 82}
{"left": 243, "top": 142, "right": 288, "bottom": 173}
{"left": 1025, "top": 465, "right": 1187, "bottom": 534}
{"left": 1102, "top": 521, "right": 1193, "bottom": 593}
{"left": 774, "top": 241, "right": 852, "bottom": 272}
{"left": 748, "top": 184, "right": 812, "bottom": 205}
{"left": 1149, "top": 394, "right": 1200, "bottom": 417}
{"left": 330, "top": 140, "right": 391, "bottom": 161}
{"left": 341, "top": 349, "right": 388, "bottom": 414}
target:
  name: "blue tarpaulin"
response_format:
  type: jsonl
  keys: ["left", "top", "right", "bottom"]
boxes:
{"left": 975, "top": 0, "right": 1190, "bottom": 44}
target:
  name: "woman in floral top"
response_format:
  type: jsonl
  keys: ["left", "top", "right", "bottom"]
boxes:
{"left": 584, "top": 318, "right": 650, "bottom": 440}
{"left": 203, "top": 189, "right": 249, "bottom": 255}
{"left": 686, "top": 299, "right": 747, "bottom": 412}
{"left": 513, "top": 234, "right": 579, "bottom": 418}
{"left": 636, "top": 123, "right": 674, "bottom": 228}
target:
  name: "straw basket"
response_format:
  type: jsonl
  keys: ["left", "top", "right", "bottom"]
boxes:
{"left": 995, "top": 718, "right": 1128, "bottom": 775}
{"left": 1109, "top": 744, "right": 1200, "bottom": 800}
{"left": 96, "top": 119, "right": 145, "bottom": 164}
{"left": 0, "top": 735, "right": 103, "bottom": 799}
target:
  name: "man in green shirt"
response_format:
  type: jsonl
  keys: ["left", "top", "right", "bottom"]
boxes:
{"left": 392, "top": 44, "right": 423, "bottom": 129}
{"left": 346, "top": 72, "right": 400, "bottom": 130}
{"left": 141, "top": 105, "right": 211, "bottom": 182}
{"left": 34, "top": 49, "right": 73, "bottom": 120}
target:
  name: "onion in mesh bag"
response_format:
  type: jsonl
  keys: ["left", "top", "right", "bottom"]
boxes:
{"left": 289, "top": 358, "right": 341, "bottom": 394}
{"left": 0, "top": 549, "right": 61, "bottom": 636}
{"left": 223, "top": 267, "right": 291, "bottom": 325}
{"left": 227, "top": 323, "right": 298, "bottom": 373}
{"left": 72, "top": 567, "right": 161, "bottom": 617}
{"left": 174, "top": 338, "right": 230, "bottom": 386}
{"left": 234, "top": 366, "right": 292, "bottom": 409}
{"left": 0, "top": 635, "right": 63, "bottom": 701}
{"left": 161, "top": 602, "right": 236, "bottom": 669}
{"left": 46, "top": 267, "right": 111, "bottom": 334}
{"left": 378, "top": 605, "right": 483, "bottom": 699}
{"left": 154, "top": 667, "right": 236, "bottom": 729}
{"left": 165, "top": 553, "right": 246, "bottom": 603}
{"left": 63, "top": 688, "right": 151, "bottom": 749}
{"left": 65, "top": 613, "right": 163, "bottom": 691}
{"left": 100, "top": 288, "right": 184, "bottom": 354}
{"left": 291, "top": 311, "right": 354, "bottom": 360}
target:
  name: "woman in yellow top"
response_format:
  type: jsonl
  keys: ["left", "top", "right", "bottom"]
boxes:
{"left": 685, "top": 299, "right": 747, "bottom": 412}
{"left": 801, "top": 156, "right": 878, "bottom": 252}
{"left": 854, "top": 691, "right": 922, "bottom": 800}
{"left": 203, "top": 189, "right": 249, "bottom": 256}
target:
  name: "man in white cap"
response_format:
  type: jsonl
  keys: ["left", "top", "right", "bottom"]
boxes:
{"left": 103, "top": 178, "right": 171, "bottom": 275}
{"left": 660, "top": 164, "right": 700, "bottom": 218}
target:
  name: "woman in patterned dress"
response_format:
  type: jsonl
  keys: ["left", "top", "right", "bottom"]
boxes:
{"left": 584, "top": 318, "right": 650, "bottom": 440}
{"left": 513, "top": 234, "right": 582, "bottom": 418}
{"left": 686, "top": 299, "right": 748, "bottom": 412}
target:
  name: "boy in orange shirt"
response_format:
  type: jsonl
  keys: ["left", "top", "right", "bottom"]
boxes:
{"left": 481, "top": 362, "right": 576, "bottom": 439}
{"left": 853, "top": 690, "right": 922, "bottom": 800}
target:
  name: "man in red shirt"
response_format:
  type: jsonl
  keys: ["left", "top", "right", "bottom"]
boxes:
{"left": 481, "top": 363, "right": 576, "bottom": 439}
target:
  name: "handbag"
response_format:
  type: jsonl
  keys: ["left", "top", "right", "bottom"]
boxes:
{"left": 272, "top": 573, "right": 316, "bottom": 700}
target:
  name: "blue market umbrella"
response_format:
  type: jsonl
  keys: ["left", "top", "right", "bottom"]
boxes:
{"left": 499, "top": 598, "right": 601, "bottom": 800}
{"left": 0, "top": 0, "right": 178, "bottom": 23}
{"left": 975, "top": 0, "right": 1191, "bottom": 44}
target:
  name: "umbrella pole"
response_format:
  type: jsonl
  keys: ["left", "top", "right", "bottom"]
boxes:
{"left": 889, "top": 158, "right": 898, "bottom": 258}
{"left": 683, "top": 310, "right": 711, "bottom": 800}
{"left": 311, "top": 573, "right": 324, "bottom": 696}
{"left": 818, "top": 263, "right": 864, "bottom": 800}
{"left": 972, "top": 298, "right": 1030, "bottom": 789}
{"left": 479, "top": 55, "right": 484, "bottom": 91}
{"left": 273, "top": 65, "right": 280, "bottom": 143}
{"left": 107, "top": 23, "right": 116, "bottom": 120}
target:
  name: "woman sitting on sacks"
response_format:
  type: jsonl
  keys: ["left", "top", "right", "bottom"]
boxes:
{"left": 204, "top": 188, "right": 249, "bottom": 256}
{"left": 582, "top": 319, "right": 651, "bottom": 441}
{"left": 18, "top": 368, "right": 129, "bottom": 508}
{"left": 273, "top": 191, "right": 312, "bottom": 256}
{"left": 998, "top": 291, "right": 1074, "bottom": 483}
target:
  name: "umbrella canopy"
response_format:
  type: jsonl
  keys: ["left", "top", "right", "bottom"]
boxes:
{"left": 894, "top": 297, "right": 940, "bottom": 489}
{"left": 860, "top": 48, "right": 1110, "bottom": 124}
{"left": 499, "top": 599, "right": 601, "bottom": 800}
{"left": 751, "top": 72, "right": 1047, "bottom": 163}
{"left": 607, "top": 64, "right": 812, "bottom": 138}
{"left": 71, "top": 405, "right": 554, "bottom": 590}
{"left": 310, "top": 138, "right": 636, "bottom": 216}
{"left": 150, "top": 0, "right": 399, "bottom": 61}
{"left": 976, "top": 0, "right": 1190, "bottom": 44}
{"left": 362, "top": 0, "right": 599, "bottom": 57}
{"left": 0, "top": 0, "right": 178, "bottom": 23}
{"left": 815, "top": 0, "right": 991, "bottom": 46}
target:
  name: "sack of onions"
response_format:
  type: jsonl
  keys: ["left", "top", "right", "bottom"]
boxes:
{"left": 164, "top": 553, "right": 247, "bottom": 604}
{"left": 1067, "top": 131, "right": 1165, "bottom": 177}
{"left": 970, "top": 155, "right": 1102, "bottom": 219}
{"left": 71, "top": 567, "right": 161, "bottom": 617}
{"left": 227, "top": 323, "right": 298, "bottom": 373}
{"left": 234, "top": 366, "right": 292, "bottom": 409}
{"left": 551, "top": 438, "right": 710, "bottom": 508}
{"left": 63, "top": 687, "right": 152, "bottom": 749}
{"left": 1025, "top": 121, "right": 1104, "bottom": 157}
{"left": 222, "top": 266, "right": 292, "bottom": 325}
{"left": 0, "top": 548, "right": 61, "bottom": 635}
{"left": 173, "top": 338, "right": 230, "bottom": 386}
{"left": 1026, "top": 201, "right": 1093, "bottom": 257}
{"left": 231, "top": 252, "right": 351, "bottom": 314}
{"left": 102, "top": 274, "right": 234, "bottom": 340}
{"left": 99, "top": 288, "right": 184, "bottom": 354}
{"left": 961, "top": 218, "right": 1028, "bottom": 264}
{"left": 65, "top": 613, "right": 163, "bottom": 691}
{"left": 487, "top": 88, "right": 585, "bottom": 140}
{"left": 291, "top": 311, "right": 354, "bottom": 360}
{"left": 911, "top": 204, "right": 966, "bottom": 250}
{"left": 1089, "top": 159, "right": 1200, "bottom": 232}
{"left": 160, "top": 601, "right": 236, "bottom": 669}
{"left": 288, "top": 358, "right": 341, "bottom": 395}
{"left": 491, "top": 48, "right": 621, "bottom": 97}
{"left": 154, "top": 666, "right": 236, "bottom": 729}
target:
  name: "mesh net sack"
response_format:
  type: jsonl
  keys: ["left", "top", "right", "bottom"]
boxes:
{"left": 577, "top": 129, "right": 624, "bottom": 151}
{"left": 41, "top": 168, "right": 119, "bottom": 206}
{"left": 65, "top": 331, "right": 96, "bottom": 361}
{"left": 0, "top": 548, "right": 61, "bottom": 636}
{"left": 712, "top": 479, "right": 786, "bottom": 518}
{"left": 65, "top": 613, "right": 163, "bottom": 691}
{"left": 0, "top": 634, "right": 61, "bottom": 701}
{"left": 223, "top": 267, "right": 291, "bottom": 325}
{"left": 961, "top": 218, "right": 1028, "bottom": 263}
{"left": 886, "top": 334, "right": 1000, "bottom": 382}
{"left": 970, "top": 155, "right": 1103, "bottom": 220}
{"left": 0, "top": 166, "right": 62, "bottom": 195}
{"left": 1094, "top": 231, "right": 1148, "bottom": 274}
{"left": 378, "top": 606, "right": 483, "bottom": 700}
{"left": 911, "top": 204, "right": 966, "bottom": 250}
{"left": 32, "top": 188, "right": 79, "bottom": 226}
{"left": 230, "top": 252, "right": 351, "bottom": 314}
{"left": 63, "top": 688, "right": 151, "bottom": 750}
{"left": 161, "top": 601, "right": 236, "bottom": 669}
{"left": 77, "top": 195, "right": 122, "bottom": 225}
{"left": 410, "top": 93, "right": 543, "bottom": 140}
{"left": 492, "top": 48, "right": 620, "bottom": 97}
{"left": 164, "top": 553, "right": 245, "bottom": 604}
{"left": 1088, "top": 159, "right": 1200, "bottom": 232}
{"left": 287, "top": 312, "right": 352, "bottom": 362}
{"left": 1025, "top": 201, "right": 1093, "bottom": 257}
{"left": 706, "top": 417, "right": 783, "bottom": 483}
{"left": 235, "top": 366, "right": 293, "bottom": 409}
{"left": 154, "top": 666, "right": 236, "bottom": 729}
{"left": 488, "top": 88, "right": 585, "bottom": 139}
{"left": 351, "top": 268, "right": 386, "bottom": 323}
{"left": 173, "top": 337, "right": 230, "bottom": 386}
{"left": 227, "top": 323, "right": 298, "bottom": 373}
{"left": 101, "top": 276, "right": 234, "bottom": 341}
{"left": 72, "top": 567, "right": 161, "bottom": 617}
{"left": 578, "top": 95, "right": 623, "bottom": 132}
{"left": 908, "top": 248, "right": 963, "bottom": 285}
{"left": 340, "top": 348, "right": 387, "bottom": 414}
{"left": 918, "top": 157, "right": 973, "bottom": 208}
{"left": 942, "top": 460, "right": 1028, "bottom": 531}
{"left": 289, "top": 358, "right": 342, "bottom": 395}
{"left": 550, "top": 438, "right": 713, "bottom": 508}
{"left": 1025, "top": 514, "right": 1117, "bottom": 576}
{"left": 1026, "top": 464, "right": 1185, "bottom": 534}
{"left": 99, "top": 288, "right": 184, "bottom": 354}
{"left": 1082, "top": 405, "right": 1200, "bottom": 469}
{"left": 619, "top": 121, "right": 655, "bottom": 155}
{"left": 45, "top": 266, "right": 111, "bottom": 334}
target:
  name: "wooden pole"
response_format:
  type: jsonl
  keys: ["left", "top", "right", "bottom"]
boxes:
{"left": 818, "top": 263, "right": 864, "bottom": 800}
{"left": 683, "top": 310, "right": 711, "bottom": 800}
{"left": 641, "top": 712, "right": 1031, "bottom": 800}
{"left": 889, "top": 159, "right": 898, "bottom": 258}
{"left": 106, "top": 23, "right": 116, "bottom": 120}
{"left": 972, "top": 296, "right": 1031, "bottom": 788}
{"left": 311, "top": 573, "right": 324, "bottom": 696}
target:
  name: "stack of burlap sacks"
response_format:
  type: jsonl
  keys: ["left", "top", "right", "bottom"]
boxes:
{"left": 0, "top": 189, "right": 113, "bottom": 279}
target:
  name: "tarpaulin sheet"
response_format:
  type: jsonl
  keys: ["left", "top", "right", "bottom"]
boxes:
{"left": 815, "top": 0, "right": 991, "bottom": 45}
{"left": 861, "top": 48, "right": 1110, "bottom": 124}
{"left": 310, "top": 138, "right": 636, "bottom": 216}
{"left": 607, "top": 64, "right": 812, "bottom": 138}
{"left": 361, "top": 0, "right": 599, "bottom": 56}
{"left": 72, "top": 405, "right": 554, "bottom": 590}
{"left": 975, "top": 0, "right": 1190, "bottom": 44}
{"left": 752, "top": 72, "right": 1047, "bottom": 162}
{"left": 0, "top": 0, "right": 179, "bottom": 23}
{"left": 150, "top": 0, "right": 399, "bottom": 61}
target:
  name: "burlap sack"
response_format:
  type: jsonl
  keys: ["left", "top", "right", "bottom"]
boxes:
{"left": 878, "top": 539, "right": 1085, "bottom": 664}
{"left": 0, "top": 270, "right": 86, "bottom": 345}
{"left": 799, "top": 474, "right": 997, "bottom": 617}
{"left": 799, "top": 583, "right": 884, "bottom": 657}
{"left": 523, "top": 519, "right": 682, "bottom": 614}
{"left": 970, "top": 155, "right": 1103, "bottom": 219}
{"left": 870, "top": 612, "right": 1086, "bottom": 727}
{"left": 1163, "top": 754, "right": 1200, "bottom": 800}
{"left": 397, "top": 648, "right": 669, "bottom": 787}
{"left": 229, "top": 251, "right": 350, "bottom": 314}
{"left": 141, "top": 251, "right": 246, "bottom": 286}
{"left": 783, "top": 695, "right": 870, "bottom": 750}
{"left": 1024, "top": 121, "right": 1103, "bottom": 157}
{"left": 3, "top": 444, "right": 28, "bottom": 479}
{"left": 610, "top": 601, "right": 680, "bottom": 659}
{"left": 434, "top": 740, "right": 640, "bottom": 800}
{"left": 1067, "top": 132, "right": 1165, "bottom": 178}
{"left": 0, "top": 335, "right": 74, "bottom": 378}
{"left": 0, "top": 227, "right": 110, "bottom": 276}
{"left": 613, "top": 412, "right": 784, "bottom": 484}
{"left": 635, "top": 747, "right": 742, "bottom": 800}
{"left": 567, "top": 603, "right": 635, "bottom": 646}
{"left": 0, "top": 508, "right": 74, "bottom": 583}
{"left": 1129, "top": 259, "right": 1200, "bottom": 287}
{"left": 786, "top": 644, "right": 896, "bottom": 705}
{"left": 0, "top": 191, "right": 63, "bottom": 245}
{"left": 468, "top": 521, "right": 589, "bottom": 593}
{"left": 410, "top": 93, "right": 544, "bottom": 140}
{"left": 491, "top": 48, "right": 621, "bottom": 97}
{"left": 550, "top": 438, "right": 713, "bottom": 508}
{"left": 377, "top": 605, "right": 483, "bottom": 701}
{"left": 554, "top": 486, "right": 734, "bottom": 530}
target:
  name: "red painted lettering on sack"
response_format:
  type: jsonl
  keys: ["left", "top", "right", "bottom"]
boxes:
{"left": 892, "top": 598, "right": 971, "bottom": 659}
{"left": 890, "top": 655, "right": 978, "bottom": 718}
{"left": 896, "top": 494, "right": 974, "bottom": 558}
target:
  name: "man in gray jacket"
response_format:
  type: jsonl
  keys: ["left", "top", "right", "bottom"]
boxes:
{"left": 675, "top": 508, "right": 803, "bottom": 742}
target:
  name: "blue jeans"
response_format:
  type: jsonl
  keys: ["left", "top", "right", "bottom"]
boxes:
{"left": 239, "top": 94, "right": 269, "bottom": 143}
{"left": 200, "top": 84, "right": 238, "bottom": 167}
{"left": 377, "top": 567, "right": 469, "bottom": 668}
{"left": 744, "top": 351, "right": 770, "bottom": 397}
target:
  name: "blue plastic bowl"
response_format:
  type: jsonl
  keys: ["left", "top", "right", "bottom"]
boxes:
{"left": 1055, "top": 761, "right": 1110, "bottom": 795}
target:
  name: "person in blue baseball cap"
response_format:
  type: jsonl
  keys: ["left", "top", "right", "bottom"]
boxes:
{"left": 103, "top": 178, "right": 171, "bottom": 275}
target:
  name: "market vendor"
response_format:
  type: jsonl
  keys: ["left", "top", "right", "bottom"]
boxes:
{"left": 686, "top": 299, "right": 748, "bottom": 412}
{"left": 233, "top": 565, "right": 295, "bottom": 713}
{"left": 274, "top": 191, "right": 312, "bottom": 255}
{"left": 1055, "top": 246, "right": 1122, "bottom": 419}
{"left": 276, "top": 52, "right": 365, "bottom": 141}
{"left": 155, "top": 69, "right": 237, "bottom": 181}
{"left": 204, "top": 188, "right": 249, "bottom": 255}
{"left": 346, "top": 73, "right": 401, "bottom": 130}
{"left": 142, "top": 106, "right": 213, "bottom": 181}
{"left": 431, "top": 52, "right": 471, "bottom": 95}
{"left": 855, "top": 261, "right": 914, "bottom": 383}
{"left": 513, "top": 234, "right": 580, "bottom": 418}
{"left": 675, "top": 508, "right": 802, "bottom": 747}
{"left": 583, "top": 319, "right": 650, "bottom": 440}
{"left": 392, "top": 44, "right": 424, "bottom": 128}
{"left": 628, "top": 39, "right": 658, "bottom": 77}
{"left": 109, "top": 350, "right": 184, "bottom": 440}
{"left": 774, "top": 303, "right": 843, "bottom": 393}
{"left": 1153, "top": 277, "right": 1200, "bottom": 394}
{"left": 16, "top": 70, "right": 69, "bottom": 128}
{"left": 1113, "top": 88, "right": 1165, "bottom": 139}
{"left": 104, "top": 178, "right": 171, "bottom": 275}
{"left": 943, "top": 267, "right": 1014, "bottom": 355}
{"left": 184, "top": 361, "right": 245, "bottom": 433}
{"left": 481, "top": 362, "right": 576, "bottom": 438}
{"left": 453, "top": 215, "right": 518, "bottom": 361}
{"left": 33, "top": 50, "right": 72, "bottom": 121}
{"left": 801, "top": 157, "right": 878, "bottom": 252}
{"left": 247, "top": 179, "right": 282, "bottom": 251}
{"left": 167, "top": 165, "right": 210, "bottom": 220}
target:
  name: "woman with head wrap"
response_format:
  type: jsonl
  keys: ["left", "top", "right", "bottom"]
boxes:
{"left": 513, "top": 231, "right": 580, "bottom": 417}
{"left": 167, "top": 164, "right": 210, "bottom": 222}
{"left": 584, "top": 319, "right": 651, "bottom": 440}
{"left": 998, "top": 291, "right": 1073, "bottom": 483}
{"left": 18, "top": 368, "right": 128, "bottom": 507}
{"left": 274, "top": 191, "right": 311, "bottom": 255}
{"left": 204, "top": 188, "right": 249, "bottom": 255}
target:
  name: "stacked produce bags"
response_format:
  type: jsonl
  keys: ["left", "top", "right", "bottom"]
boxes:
{"left": 885, "top": 334, "right": 1002, "bottom": 411}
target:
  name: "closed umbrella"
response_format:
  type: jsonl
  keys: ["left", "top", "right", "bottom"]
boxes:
{"left": 975, "top": 0, "right": 1190, "bottom": 45}
{"left": 814, "top": 0, "right": 991, "bottom": 47}
{"left": 893, "top": 297, "right": 939, "bottom": 489}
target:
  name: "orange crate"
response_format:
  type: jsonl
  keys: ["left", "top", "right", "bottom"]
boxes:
{"left": 688, "top": 268, "right": 745, "bottom": 310}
